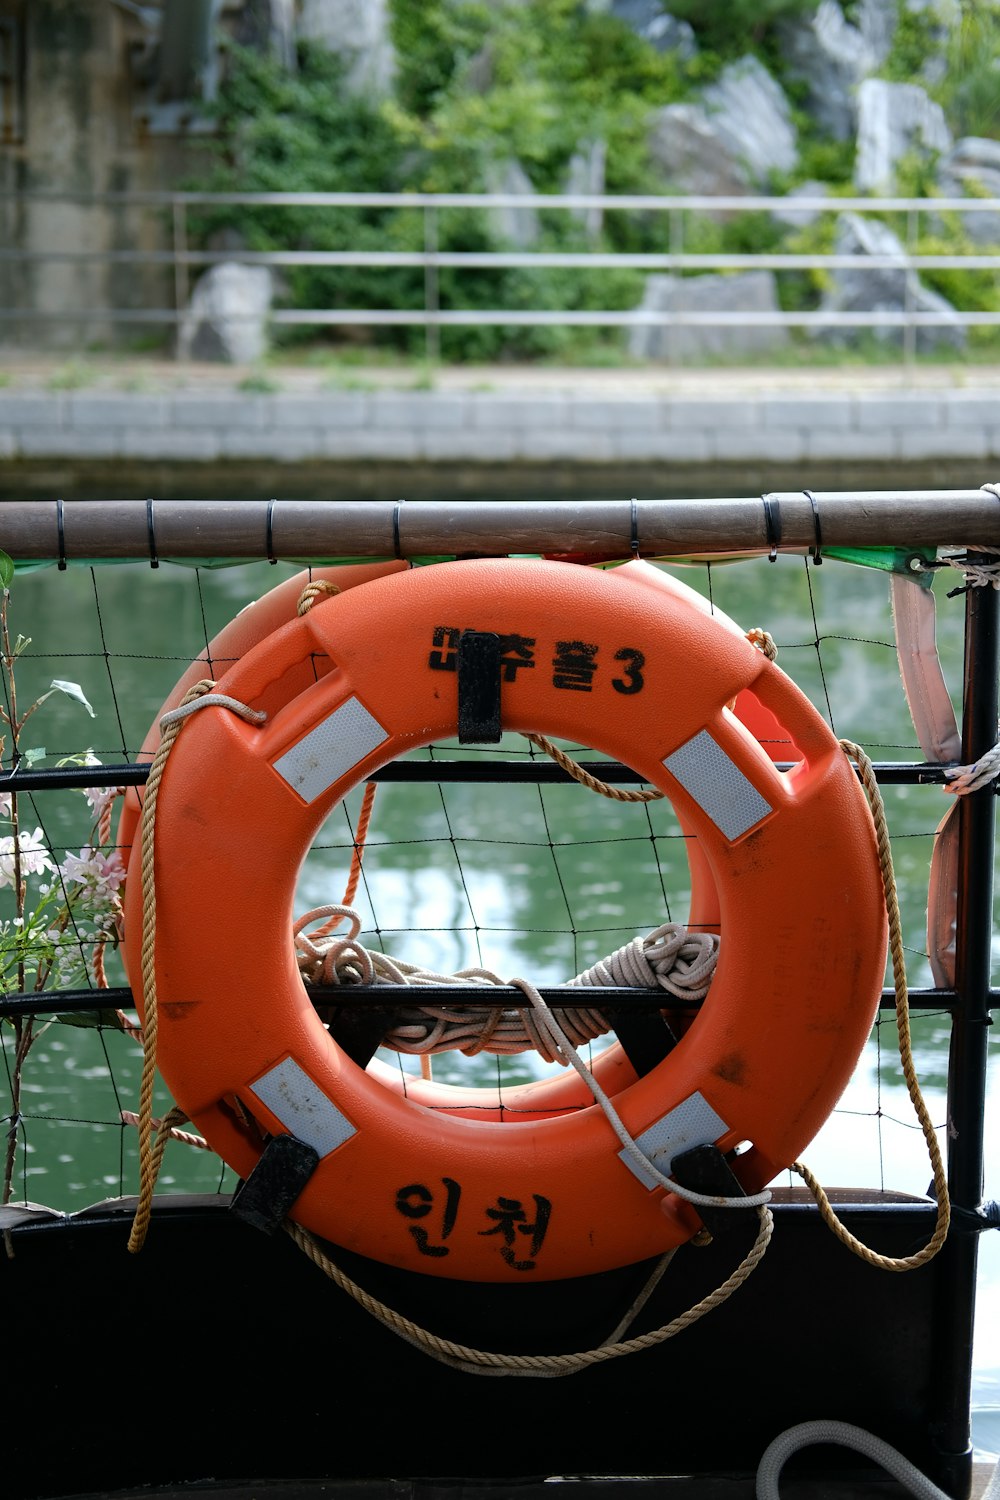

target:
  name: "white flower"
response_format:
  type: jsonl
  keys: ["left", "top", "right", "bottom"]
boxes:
{"left": 59, "top": 847, "right": 126, "bottom": 909}
{"left": 0, "top": 792, "right": 11, "bottom": 818}
{"left": 82, "top": 785, "right": 116, "bottom": 820}
{"left": 0, "top": 828, "right": 56, "bottom": 888}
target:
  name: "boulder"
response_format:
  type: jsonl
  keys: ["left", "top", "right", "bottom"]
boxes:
{"left": 856, "top": 0, "right": 899, "bottom": 69}
{"left": 701, "top": 56, "right": 799, "bottom": 184}
{"left": 647, "top": 103, "right": 753, "bottom": 203}
{"left": 296, "top": 0, "right": 396, "bottom": 97}
{"left": 609, "top": 1, "right": 698, "bottom": 60}
{"left": 771, "top": 180, "right": 831, "bottom": 229}
{"left": 564, "top": 139, "right": 607, "bottom": 239}
{"left": 483, "top": 158, "right": 540, "bottom": 248}
{"left": 855, "top": 78, "right": 952, "bottom": 192}
{"left": 776, "top": 0, "right": 875, "bottom": 142}
{"left": 628, "top": 270, "right": 789, "bottom": 361}
{"left": 938, "top": 137, "right": 1000, "bottom": 245}
{"left": 177, "top": 262, "right": 274, "bottom": 364}
{"left": 817, "top": 212, "right": 965, "bottom": 352}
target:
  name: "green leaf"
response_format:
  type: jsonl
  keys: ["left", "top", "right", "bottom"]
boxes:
{"left": 46, "top": 679, "right": 96, "bottom": 717}
{"left": 0, "top": 550, "right": 13, "bottom": 589}
{"left": 23, "top": 747, "right": 46, "bottom": 765}
{"left": 53, "top": 1009, "right": 123, "bottom": 1030}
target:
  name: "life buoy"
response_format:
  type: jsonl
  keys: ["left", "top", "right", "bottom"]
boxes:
{"left": 117, "top": 560, "right": 410, "bottom": 867}
{"left": 121, "top": 557, "right": 887, "bottom": 1282}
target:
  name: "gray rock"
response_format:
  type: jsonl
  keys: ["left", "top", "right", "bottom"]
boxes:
{"left": 856, "top": 0, "right": 898, "bottom": 68}
{"left": 564, "top": 139, "right": 607, "bottom": 239}
{"left": 817, "top": 212, "right": 965, "bottom": 352}
{"left": 610, "top": 2, "right": 698, "bottom": 59}
{"left": 297, "top": 0, "right": 396, "bottom": 97}
{"left": 855, "top": 78, "right": 952, "bottom": 192}
{"left": 647, "top": 103, "right": 753, "bottom": 203}
{"left": 772, "top": 180, "right": 831, "bottom": 228}
{"left": 177, "top": 262, "right": 274, "bottom": 364}
{"left": 906, "top": 0, "right": 962, "bottom": 84}
{"left": 949, "top": 137, "right": 1000, "bottom": 174}
{"left": 702, "top": 56, "right": 798, "bottom": 183}
{"left": 628, "top": 270, "right": 789, "bottom": 361}
{"left": 938, "top": 138, "right": 1000, "bottom": 245}
{"left": 483, "top": 159, "right": 540, "bottom": 248}
{"left": 777, "top": 0, "right": 875, "bottom": 142}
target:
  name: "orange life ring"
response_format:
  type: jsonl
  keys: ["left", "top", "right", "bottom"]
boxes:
{"left": 121, "top": 557, "right": 887, "bottom": 1282}
{"left": 117, "top": 560, "right": 410, "bottom": 867}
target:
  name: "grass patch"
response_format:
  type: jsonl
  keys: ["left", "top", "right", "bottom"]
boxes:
{"left": 237, "top": 367, "right": 281, "bottom": 393}
{"left": 46, "top": 361, "right": 97, "bottom": 391}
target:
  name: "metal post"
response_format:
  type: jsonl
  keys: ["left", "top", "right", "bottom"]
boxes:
{"left": 667, "top": 206, "right": 682, "bottom": 369}
{"left": 173, "top": 197, "right": 190, "bottom": 361}
{"left": 929, "top": 577, "right": 999, "bottom": 1496}
{"left": 903, "top": 206, "right": 918, "bottom": 375}
{"left": 424, "top": 203, "right": 440, "bottom": 368}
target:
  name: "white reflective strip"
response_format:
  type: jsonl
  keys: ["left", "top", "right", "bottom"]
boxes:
{"left": 249, "top": 1057, "right": 357, "bottom": 1159}
{"left": 272, "top": 696, "right": 389, "bottom": 803}
{"left": 620, "top": 1091, "right": 730, "bottom": 1190}
{"left": 664, "top": 728, "right": 772, "bottom": 842}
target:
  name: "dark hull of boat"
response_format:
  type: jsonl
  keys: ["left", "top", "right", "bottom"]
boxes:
{"left": 3, "top": 1192, "right": 968, "bottom": 1500}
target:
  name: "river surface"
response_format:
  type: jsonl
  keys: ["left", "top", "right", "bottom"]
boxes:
{"left": 1, "top": 545, "right": 997, "bottom": 1458}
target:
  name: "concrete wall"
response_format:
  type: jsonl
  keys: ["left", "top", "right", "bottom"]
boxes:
{"left": 0, "top": 0, "right": 202, "bottom": 349}
{"left": 2, "top": 381, "right": 997, "bottom": 500}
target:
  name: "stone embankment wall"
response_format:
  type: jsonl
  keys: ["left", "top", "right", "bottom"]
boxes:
{"left": 3, "top": 385, "right": 998, "bottom": 463}
{"left": 1, "top": 383, "right": 997, "bottom": 502}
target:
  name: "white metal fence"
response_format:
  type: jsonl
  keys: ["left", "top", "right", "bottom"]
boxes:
{"left": 1, "top": 188, "right": 998, "bottom": 364}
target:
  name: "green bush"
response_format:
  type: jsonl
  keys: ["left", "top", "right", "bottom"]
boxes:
{"left": 663, "top": 0, "right": 821, "bottom": 58}
{"left": 183, "top": 13, "right": 689, "bottom": 362}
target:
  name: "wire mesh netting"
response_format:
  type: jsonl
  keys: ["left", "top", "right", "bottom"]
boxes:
{"left": 1, "top": 545, "right": 994, "bottom": 1225}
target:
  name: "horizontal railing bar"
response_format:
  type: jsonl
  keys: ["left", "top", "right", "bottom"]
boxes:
{"left": 2, "top": 189, "right": 995, "bottom": 213}
{"left": 0, "top": 984, "right": 983, "bottom": 1018}
{"left": 3, "top": 497, "right": 998, "bottom": 559}
{"left": 0, "top": 759, "right": 961, "bottom": 794}
{"left": 5, "top": 307, "right": 1000, "bottom": 327}
{"left": 3, "top": 249, "right": 1000, "bottom": 272}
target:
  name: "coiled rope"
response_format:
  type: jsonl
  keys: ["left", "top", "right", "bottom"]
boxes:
{"left": 295, "top": 905, "right": 719, "bottom": 1061}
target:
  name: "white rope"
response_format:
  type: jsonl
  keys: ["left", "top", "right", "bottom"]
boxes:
{"left": 944, "top": 739, "right": 1000, "bottom": 795}
{"left": 756, "top": 1419, "right": 1000, "bottom": 1500}
{"left": 159, "top": 694, "right": 267, "bottom": 729}
{"left": 296, "top": 910, "right": 719, "bottom": 1061}
{"left": 938, "top": 546, "right": 1000, "bottom": 590}
{"left": 295, "top": 907, "right": 755, "bottom": 1212}
{"left": 571, "top": 923, "right": 719, "bottom": 1000}
{"left": 509, "top": 974, "right": 771, "bottom": 1214}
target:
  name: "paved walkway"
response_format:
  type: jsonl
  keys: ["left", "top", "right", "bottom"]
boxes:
{"left": 2, "top": 354, "right": 998, "bottom": 498}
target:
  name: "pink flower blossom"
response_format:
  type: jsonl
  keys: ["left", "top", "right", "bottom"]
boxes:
{"left": 59, "top": 847, "right": 126, "bottom": 908}
{"left": 82, "top": 785, "right": 116, "bottom": 820}
{"left": 0, "top": 828, "right": 57, "bottom": 888}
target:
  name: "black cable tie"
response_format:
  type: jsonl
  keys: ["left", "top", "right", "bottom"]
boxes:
{"left": 265, "top": 498, "right": 278, "bottom": 564}
{"left": 804, "top": 488, "right": 823, "bottom": 565}
{"left": 393, "top": 498, "right": 406, "bottom": 561}
{"left": 762, "top": 493, "right": 781, "bottom": 562}
{"left": 630, "top": 497, "right": 640, "bottom": 558}
{"left": 146, "top": 497, "right": 159, "bottom": 569}
{"left": 55, "top": 498, "right": 67, "bottom": 571}
{"left": 950, "top": 1201, "right": 1000, "bottom": 1232}
{"left": 949, "top": 1201, "right": 1000, "bottom": 1233}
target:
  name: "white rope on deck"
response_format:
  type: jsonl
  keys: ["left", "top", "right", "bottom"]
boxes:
{"left": 295, "top": 907, "right": 719, "bottom": 1060}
